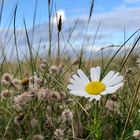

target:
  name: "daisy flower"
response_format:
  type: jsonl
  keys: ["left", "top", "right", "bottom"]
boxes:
{"left": 67, "top": 66, "right": 124, "bottom": 101}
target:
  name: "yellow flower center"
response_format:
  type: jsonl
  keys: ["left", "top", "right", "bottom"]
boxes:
{"left": 85, "top": 81, "right": 105, "bottom": 95}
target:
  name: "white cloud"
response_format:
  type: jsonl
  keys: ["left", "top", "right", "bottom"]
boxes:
{"left": 53, "top": 10, "right": 66, "bottom": 24}
{"left": 88, "top": 7, "right": 140, "bottom": 31}
{"left": 1, "top": 5, "right": 140, "bottom": 60}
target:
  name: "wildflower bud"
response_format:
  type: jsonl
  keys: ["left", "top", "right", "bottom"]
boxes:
{"left": 40, "top": 63, "right": 46, "bottom": 71}
{"left": 60, "top": 109, "right": 73, "bottom": 125}
{"left": 14, "top": 113, "right": 24, "bottom": 125}
{"left": 38, "top": 88, "right": 50, "bottom": 100}
{"left": 2, "top": 73, "right": 13, "bottom": 82}
{"left": 58, "top": 64, "right": 64, "bottom": 74}
{"left": 57, "top": 15, "right": 62, "bottom": 32}
{"left": 1, "top": 89, "right": 11, "bottom": 99}
{"left": 1, "top": 73, "right": 13, "bottom": 86}
{"left": 32, "top": 134, "right": 44, "bottom": 140}
{"left": 133, "top": 130, "right": 140, "bottom": 139}
{"left": 12, "top": 79, "right": 22, "bottom": 90}
{"left": 29, "top": 74, "right": 43, "bottom": 90}
{"left": 53, "top": 129, "right": 64, "bottom": 140}
{"left": 51, "top": 91, "right": 61, "bottom": 101}
{"left": 50, "top": 65, "right": 59, "bottom": 74}
{"left": 126, "top": 68, "right": 132, "bottom": 74}
{"left": 1, "top": 79, "right": 9, "bottom": 86}
{"left": 59, "top": 92, "right": 66, "bottom": 100}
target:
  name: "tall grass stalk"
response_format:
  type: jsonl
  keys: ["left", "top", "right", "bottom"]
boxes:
{"left": 120, "top": 78, "right": 140, "bottom": 140}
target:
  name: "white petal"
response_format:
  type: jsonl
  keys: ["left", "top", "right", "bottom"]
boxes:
{"left": 109, "top": 76, "right": 124, "bottom": 86}
{"left": 72, "top": 74, "right": 86, "bottom": 86}
{"left": 102, "top": 71, "right": 115, "bottom": 83}
{"left": 77, "top": 69, "right": 90, "bottom": 83}
{"left": 100, "top": 83, "right": 124, "bottom": 95}
{"left": 67, "top": 84, "right": 84, "bottom": 91}
{"left": 90, "top": 66, "right": 101, "bottom": 81}
{"left": 70, "top": 78, "right": 84, "bottom": 87}
{"left": 89, "top": 95, "right": 101, "bottom": 102}
{"left": 102, "top": 72, "right": 124, "bottom": 87}
{"left": 69, "top": 90, "right": 89, "bottom": 97}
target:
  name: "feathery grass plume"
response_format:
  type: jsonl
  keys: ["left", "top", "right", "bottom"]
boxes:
{"left": 13, "top": 91, "right": 37, "bottom": 110}
{"left": 53, "top": 129, "right": 64, "bottom": 140}
{"left": 133, "top": 130, "right": 140, "bottom": 140}
{"left": 32, "top": 134, "right": 44, "bottom": 140}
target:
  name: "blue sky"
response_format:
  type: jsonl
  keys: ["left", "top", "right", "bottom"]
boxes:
{"left": 1, "top": 0, "right": 140, "bottom": 29}
{"left": 1, "top": 0, "right": 140, "bottom": 56}
{"left": 2, "top": 0, "right": 140, "bottom": 28}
